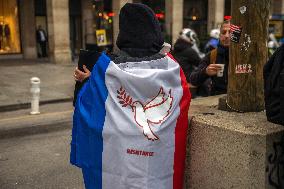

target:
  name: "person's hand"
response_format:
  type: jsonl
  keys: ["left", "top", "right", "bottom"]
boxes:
{"left": 205, "top": 64, "right": 222, "bottom": 76}
{"left": 74, "top": 65, "right": 91, "bottom": 82}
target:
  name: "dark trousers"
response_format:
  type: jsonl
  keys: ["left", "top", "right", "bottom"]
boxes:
{"left": 39, "top": 41, "right": 47, "bottom": 57}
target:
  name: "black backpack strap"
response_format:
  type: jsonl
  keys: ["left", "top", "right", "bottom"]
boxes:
{"left": 263, "top": 44, "right": 284, "bottom": 125}
{"left": 280, "top": 71, "right": 284, "bottom": 123}
{"left": 279, "top": 45, "right": 284, "bottom": 124}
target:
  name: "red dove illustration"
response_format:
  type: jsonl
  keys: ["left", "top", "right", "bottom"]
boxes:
{"left": 117, "top": 87, "right": 173, "bottom": 141}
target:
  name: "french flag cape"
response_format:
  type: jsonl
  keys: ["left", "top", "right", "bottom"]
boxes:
{"left": 71, "top": 53, "right": 191, "bottom": 189}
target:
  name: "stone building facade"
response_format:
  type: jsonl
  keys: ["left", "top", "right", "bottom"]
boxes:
{"left": 0, "top": 0, "right": 283, "bottom": 63}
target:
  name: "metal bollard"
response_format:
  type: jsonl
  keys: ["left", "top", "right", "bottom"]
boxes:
{"left": 30, "top": 77, "right": 40, "bottom": 115}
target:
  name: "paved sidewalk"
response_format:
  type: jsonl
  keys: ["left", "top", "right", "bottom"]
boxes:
{"left": 0, "top": 102, "right": 73, "bottom": 139}
{"left": 0, "top": 60, "right": 77, "bottom": 139}
{"left": 0, "top": 60, "right": 76, "bottom": 111}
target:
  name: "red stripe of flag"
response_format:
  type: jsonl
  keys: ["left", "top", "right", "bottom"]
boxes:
{"left": 230, "top": 24, "right": 241, "bottom": 31}
{"left": 230, "top": 24, "right": 240, "bottom": 29}
{"left": 167, "top": 53, "right": 191, "bottom": 189}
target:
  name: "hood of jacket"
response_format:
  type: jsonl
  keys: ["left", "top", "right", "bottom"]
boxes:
{"left": 116, "top": 3, "right": 164, "bottom": 58}
{"left": 173, "top": 38, "right": 193, "bottom": 52}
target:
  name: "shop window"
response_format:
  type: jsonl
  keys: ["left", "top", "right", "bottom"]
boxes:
{"left": 183, "top": 0, "right": 208, "bottom": 48}
{"left": 83, "top": 0, "right": 113, "bottom": 52}
{"left": 93, "top": 0, "right": 113, "bottom": 47}
{"left": 0, "top": 0, "right": 21, "bottom": 54}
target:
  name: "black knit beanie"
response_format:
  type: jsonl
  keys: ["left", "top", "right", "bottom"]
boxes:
{"left": 116, "top": 3, "right": 164, "bottom": 57}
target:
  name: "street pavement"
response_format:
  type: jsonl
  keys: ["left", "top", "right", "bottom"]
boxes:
{"left": 0, "top": 59, "right": 76, "bottom": 139}
{"left": 0, "top": 129, "right": 84, "bottom": 189}
{"left": 0, "top": 102, "right": 73, "bottom": 139}
{"left": 0, "top": 59, "right": 76, "bottom": 111}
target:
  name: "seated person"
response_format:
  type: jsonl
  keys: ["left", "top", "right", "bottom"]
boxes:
{"left": 172, "top": 28, "right": 203, "bottom": 83}
{"left": 171, "top": 28, "right": 204, "bottom": 98}
{"left": 189, "top": 20, "right": 230, "bottom": 96}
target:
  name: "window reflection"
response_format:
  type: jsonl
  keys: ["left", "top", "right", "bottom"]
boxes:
{"left": 0, "top": 0, "right": 21, "bottom": 54}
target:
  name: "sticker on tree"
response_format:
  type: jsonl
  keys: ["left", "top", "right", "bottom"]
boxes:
{"left": 230, "top": 24, "right": 242, "bottom": 43}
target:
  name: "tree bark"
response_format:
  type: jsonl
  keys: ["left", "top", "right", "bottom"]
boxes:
{"left": 227, "top": 0, "right": 270, "bottom": 112}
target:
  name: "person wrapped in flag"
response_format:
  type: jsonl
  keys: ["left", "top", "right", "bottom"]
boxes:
{"left": 71, "top": 3, "right": 191, "bottom": 189}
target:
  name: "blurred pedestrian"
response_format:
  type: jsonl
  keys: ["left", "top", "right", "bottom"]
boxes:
{"left": 189, "top": 19, "right": 230, "bottom": 96}
{"left": 172, "top": 28, "right": 202, "bottom": 81}
{"left": 204, "top": 28, "right": 220, "bottom": 53}
{"left": 171, "top": 28, "right": 203, "bottom": 97}
{"left": 264, "top": 43, "right": 284, "bottom": 125}
{"left": 268, "top": 32, "right": 280, "bottom": 58}
{"left": 36, "top": 25, "right": 48, "bottom": 58}
{"left": 279, "top": 37, "right": 284, "bottom": 45}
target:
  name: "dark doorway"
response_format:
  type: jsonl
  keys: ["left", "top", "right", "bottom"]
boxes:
{"left": 69, "top": 0, "right": 82, "bottom": 59}
{"left": 183, "top": 0, "right": 208, "bottom": 48}
{"left": 35, "top": 0, "right": 48, "bottom": 58}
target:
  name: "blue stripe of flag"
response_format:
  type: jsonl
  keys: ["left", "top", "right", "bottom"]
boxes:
{"left": 71, "top": 53, "right": 110, "bottom": 189}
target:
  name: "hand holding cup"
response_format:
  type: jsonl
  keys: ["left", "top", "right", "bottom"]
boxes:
{"left": 215, "top": 64, "right": 225, "bottom": 77}
{"left": 206, "top": 64, "right": 224, "bottom": 77}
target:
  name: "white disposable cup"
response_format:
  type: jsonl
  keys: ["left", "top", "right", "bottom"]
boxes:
{"left": 216, "top": 64, "right": 225, "bottom": 77}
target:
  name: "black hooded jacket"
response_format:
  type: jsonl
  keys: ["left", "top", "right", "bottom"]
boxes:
{"left": 172, "top": 38, "right": 201, "bottom": 82}
{"left": 189, "top": 44, "right": 229, "bottom": 95}
{"left": 263, "top": 44, "right": 284, "bottom": 125}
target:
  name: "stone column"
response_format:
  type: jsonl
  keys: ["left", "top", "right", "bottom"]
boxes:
{"left": 81, "top": 0, "right": 95, "bottom": 49}
{"left": 112, "top": 0, "right": 132, "bottom": 52}
{"left": 165, "top": 0, "right": 183, "bottom": 45}
{"left": 282, "top": 0, "right": 284, "bottom": 14}
{"left": 46, "top": 0, "right": 71, "bottom": 64}
{"left": 207, "top": 0, "right": 225, "bottom": 32}
{"left": 20, "top": 0, "right": 37, "bottom": 59}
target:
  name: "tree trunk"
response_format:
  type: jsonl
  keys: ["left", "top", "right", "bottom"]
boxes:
{"left": 227, "top": 0, "right": 270, "bottom": 112}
